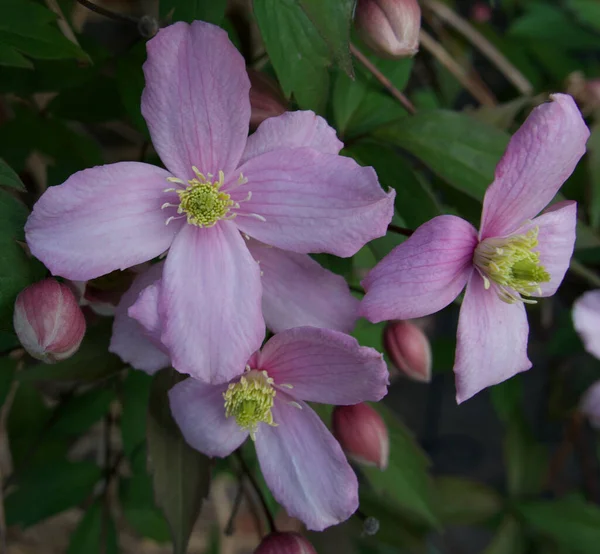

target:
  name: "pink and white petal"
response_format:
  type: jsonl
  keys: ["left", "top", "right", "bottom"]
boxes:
{"left": 255, "top": 393, "right": 358, "bottom": 531}
{"left": 360, "top": 215, "right": 477, "bottom": 322}
{"left": 258, "top": 327, "right": 388, "bottom": 404}
{"left": 129, "top": 281, "right": 162, "bottom": 344}
{"left": 240, "top": 111, "right": 343, "bottom": 165}
{"left": 246, "top": 240, "right": 358, "bottom": 333}
{"left": 159, "top": 222, "right": 265, "bottom": 384}
{"left": 573, "top": 290, "right": 600, "bottom": 360}
{"left": 233, "top": 148, "right": 394, "bottom": 257}
{"left": 109, "top": 263, "right": 170, "bottom": 374}
{"left": 25, "top": 163, "right": 181, "bottom": 281}
{"left": 530, "top": 200, "right": 577, "bottom": 297}
{"left": 169, "top": 378, "right": 248, "bottom": 457}
{"left": 142, "top": 21, "right": 250, "bottom": 180}
{"left": 480, "top": 94, "right": 589, "bottom": 239}
{"left": 454, "top": 273, "right": 531, "bottom": 404}
{"left": 580, "top": 380, "right": 600, "bottom": 428}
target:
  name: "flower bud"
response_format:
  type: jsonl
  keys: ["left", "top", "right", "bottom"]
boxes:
{"left": 355, "top": 0, "right": 421, "bottom": 59}
{"left": 248, "top": 69, "right": 288, "bottom": 129}
{"left": 383, "top": 320, "right": 431, "bottom": 382}
{"left": 470, "top": 2, "right": 492, "bottom": 23}
{"left": 254, "top": 532, "right": 317, "bottom": 554}
{"left": 332, "top": 403, "right": 389, "bottom": 470}
{"left": 14, "top": 279, "right": 86, "bottom": 363}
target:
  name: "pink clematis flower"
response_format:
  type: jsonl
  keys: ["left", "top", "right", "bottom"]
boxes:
{"left": 360, "top": 94, "right": 589, "bottom": 403}
{"left": 573, "top": 290, "right": 600, "bottom": 360}
{"left": 25, "top": 21, "right": 394, "bottom": 384}
{"left": 168, "top": 327, "right": 389, "bottom": 531}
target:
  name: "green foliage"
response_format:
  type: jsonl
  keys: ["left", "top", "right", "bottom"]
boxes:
{"left": 66, "top": 500, "right": 119, "bottom": 554}
{"left": 483, "top": 517, "right": 526, "bottom": 554}
{"left": 0, "top": 158, "right": 25, "bottom": 191}
{"left": 160, "top": 0, "right": 227, "bottom": 24}
{"left": 435, "top": 477, "right": 503, "bottom": 525}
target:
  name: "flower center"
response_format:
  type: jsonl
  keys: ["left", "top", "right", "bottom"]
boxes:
{"left": 473, "top": 227, "right": 551, "bottom": 304}
{"left": 223, "top": 369, "right": 277, "bottom": 439}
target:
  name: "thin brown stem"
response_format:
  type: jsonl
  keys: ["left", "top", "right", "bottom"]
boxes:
{"left": 424, "top": 0, "right": 533, "bottom": 96}
{"left": 388, "top": 224, "right": 414, "bottom": 237}
{"left": 419, "top": 30, "right": 497, "bottom": 107}
{"left": 75, "top": 0, "right": 138, "bottom": 24}
{"left": 349, "top": 43, "right": 416, "bottom": 115}
{"left": 224, "top": 478, "right": 245, "bottom": 536}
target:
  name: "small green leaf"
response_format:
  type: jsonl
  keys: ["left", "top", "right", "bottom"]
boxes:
{"left": 435, "top": 477, "right": 502, "bottom": 525}
{"left": 160, "top": 0, "right": 227, "bottom": 24}
{"left": 116, "top": 42, "right": 149, "bottom": 136}
{"left": 6, "top": 461, "right": 102, "bottom": 527}
{"left": 0, "top": 158, "right": 25, "bottom": 190}
{"left": 147, "top": 368, "right": 211, "bottom": 554}
{"left": 51, "top": 388, "right": 115, "bottom": 435}
{"left": 490, "top": 376, "right": 523, "bottom": 423}
{"left": 67, "top": 500, "right": 119, "bottom": 554}
{"left": 121, "top": 370, "right": 153, "bottom": 472}
{"left": 483, "top": 516, "right": 526, "bottom": 554}
{"left": 568, "top": 0, "right": 600, "bottom": 32}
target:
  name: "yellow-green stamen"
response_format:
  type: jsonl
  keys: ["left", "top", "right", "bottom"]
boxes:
{"left": 473, "top": 227, "right": 551, "bottom": 304}
{"left": 223, "top": 369, "right": 277, "bottom": 439}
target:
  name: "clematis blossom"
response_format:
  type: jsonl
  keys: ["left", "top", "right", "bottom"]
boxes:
{"left": 168, "top": 326, "right": 389, "bottom": 531}
{"left": 25, "top": 21, "right": 394, "bottom": 384}
{"left": 360, "top": 94, "right": 589, "bottom": 403}
{"left": 572, "top": 290, "right": 600, "bottom": 360}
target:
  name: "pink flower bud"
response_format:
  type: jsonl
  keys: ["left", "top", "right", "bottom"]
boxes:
{"left": 471, "top": 2, "right": 492, "bottom": 23}
{"left": 248, "top": 69, "right": 288, "bottom": 129}
{"left": 383, "top": 320, "right": 431, "bottom": 382}
{"left": 355, "top": 0, "right": 421, "bottom": 59}
{"left": 14, "top": 279, "right": 86, "bottom": 363}
{"left": 254, "top": 532, "right": 317, "bottom": 554}
{"left": 332, "top": 403, "right": 389, "bottom": 470}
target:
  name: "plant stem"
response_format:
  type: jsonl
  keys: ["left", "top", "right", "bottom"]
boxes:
{"left": 388, "top": 224, "right": 414, "bottom": 237}
{"left": 224, "top": 479, "right": 245, "bottom": 536}
{"left": 570, "top": 258, "right": 600, "bottom": 288}
{"left": 349, "top": 43, "right": 417, "bottom": 115}
{"left": 75, "top": 0, "right": 138, "bottom": 24}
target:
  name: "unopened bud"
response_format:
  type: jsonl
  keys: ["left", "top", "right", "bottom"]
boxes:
{"left": 254, "top": 532, "right": 317, "bottom": 554}
{"left": 355, "top": 0, "right": 421, "bottom": 59}
{"left": 362, "top": 516, "right": 380, "bottom": 536}
{"left": 248, "top": 69, "right": 288, "bottom": 129}
{"left": 332, "top": 403, "right": 389, "bottom": 470}
{"left": 14, "top": 279, "right": 86, "bottom": 363}
{"left": 470, "top": 2, "right": 492, "bottom": 23}
{"left": 383, "top": 320, "right": 431, "bottom": 382}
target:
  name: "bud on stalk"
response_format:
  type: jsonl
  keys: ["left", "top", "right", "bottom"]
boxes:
{"left": 355, "top": 0, "right": 421, "bottom": 59}
{"left": 383, "top": 320, "right": 432, "bottom": 382}
{"left": 332, "top": 403, "right": 389, "bottom": 470}
{"left": 14, "top": 279, "right": 86, "bottom": 363}
{"left": 248, "top": 69, "right": 288, "bottom": 129}
{"left": 254, "top": 532, "right": 317, "bottom": 554}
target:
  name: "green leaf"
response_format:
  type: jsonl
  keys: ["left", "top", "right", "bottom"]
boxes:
{"left": 298, "top": 0, "right": 354, "bottom": 75}
{"left": 0, "top": 356, "right": 16, "bottom": 409}
{"left": 121, "top": 370, "right": 153, "bottom": 472}
{"left": 116, "top": 42, "right": 149, "bottom": 136}
{"left": 568, "top": 0, "right": 600, "bottom": 32}
{"left": 375, "top": 110, "right": 509, "bottom": 201}
{"left": 490, "top": 376, "right": 523, "bottom": 423}
{"left": 587, "top": 122, "right": 600, "bottom": 228}
{"left": 0, "top": 158, "right": 25, "bottom": 191}
{"left": 120, "top": 472, "right": 171, "bottom": 542}
{"left": 518, "top": 496, "right": 600, "bottom": 553}
{"left": 51, "top": 388, "right": 115, "bottom": 435}
{"left": 67, "top": 500, "right": 119, "bottom": 554}
{"left": 147, "top": 368, "right": 211, "bottom": 554}
{"left": 0, "top": 43, "right": 33, "bottom": 68}
{"left": 0, "top": 190, "right": 46, "bottom": 332}
{"left": 435, "top": 477, "right": 502, "bottom": 525}
{"left": 19, "top": 320, "right": 124, "bottom": 383}
{"left": 6, "top": 461, "right": 102, "bottom": 527}
{"left": 483, "top": 516, "right": 526, "bottom": 554}
{"left": 361, "top": 404, "right": 437, "bottom": 527}
{"left": 254, "top": 0, "right": 331, "bottom": 113}
{"left": 160, "top": 0, "right": 227, "bottom": 24}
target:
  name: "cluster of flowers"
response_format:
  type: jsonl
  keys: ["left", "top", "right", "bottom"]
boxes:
{"left": 16, "top": 17, "right": 590, "bottom": 539}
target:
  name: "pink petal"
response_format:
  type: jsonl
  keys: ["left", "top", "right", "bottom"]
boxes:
{"left": 129, "top": 280, "right": 162, "bottom": 345}
{"left": 25, "top": 163, "right": 181, "bottom": 281}
{"left": 480, "top": 94, "right": 589, "bottom": 239}
{"left": 360, "top": 215, "right": 477, "bottom": 322}
{"left": 159, "top": 222, "right": 265, "bottom": 383}
{"left": 109, "top": 263, "right": 170, "bottom": 374}
{"left": 530, "top": 201, "right": 577, "bottom": 297}
{"left": 258, "top": 327, "right": 388, "bottom": 404}
{"left": 233, "top": 148, "right": 394, "bottom": 257}
{"left": 169, "top": 378, "right": 248, "bottom": 457}
{"left": 246, "top": 240, "right": 358, "bottom": 333}
{"left": 454, "top": 273, "right": 531, "bottom": 403}
{"left": 141, "top": 21, "right": 250, "bottom": 180}
{"left": 573, "top": 290, "right": 600, "bottom": 360}
{"left": 580, "top": 380, "right": 600, "bottom": 428}
{"left": 255, "top": 393, "right": 358, "bottom": 531}
{"left": 240, "top": 111, "right": 343, "bottom": 165}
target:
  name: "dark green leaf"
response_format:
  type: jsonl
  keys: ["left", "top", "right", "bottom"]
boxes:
{"left": 52, "top": 388, "right": 115, "bottom": 435}
{"left": 483, "top": 516, "right": 526, "bottom": 554}
{"left": 587, "top": 122, "right": 600, "bottom": 228}
{"left": 435, "top": 477, "right": 502, "bottom": 525}
{"left": 116, "top": 42, "right": 149, "bottom": 136}
{"left": 67, "top": 500, "right": 119, "bottom": 554}
{"left": 121, "top": 370, "right": 153, "bottom": 472}
{"left": 0, "top": 158, "right": 25, "bottom": 191}
{"left": 6, "top": 461, "right": 102, "bottom": 527}
{"left": 0, "top": 356, "right": 16, "bottom": 409}
{"left": 160, "top": 0, "right": 227, "bottom": 24}
{"left": 254, "top": 0, "right": 331, "bottom": 112}
{"left": 490, "top": 376, "right": 523, "bottom": 423}
{"left": 568, "top": 0, "right": 600, "bottom": 32}
{"left": 0, "top": 42, "right": 33, "bottom": 68}
{"left": 147, "top": 368, "right": 211, "bottom": 554}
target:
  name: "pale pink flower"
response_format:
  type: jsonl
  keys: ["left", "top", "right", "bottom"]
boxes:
{"left": 360, "top": 94, "right": 589, "bottom": 402}
{"left": 573, "top": 290, "right": 600, "bottom": 360}
{"left": 168, "top": 327, "right": 389, "bottom": 531}
{"left": 25, "top": 21, "right": 394, "bottom": 384}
